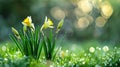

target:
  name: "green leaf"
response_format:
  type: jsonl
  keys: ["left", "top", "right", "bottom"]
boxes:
{"left": 52, "top": 47, "right": 60, "bottom": 60}
{"left": 51, "top": 38, "right": 56, "bottom": 57}
{"left": 37, "top": 39, "right": 43, "bottom": 59}
{"left": 43, "top": 37, "right": 48, "bottom": 59}
{"left": 9, "top": 35, "right": 24, "bottom": 55}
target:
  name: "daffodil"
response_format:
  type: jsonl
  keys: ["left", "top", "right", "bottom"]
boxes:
{"left": 22, "top": 16, "right": 32, "bottom": 26}
{"left": 22, "top": 16, "right": 35, "bottom": 32}
{"left": 12, "top": 27, "right": 20, "bottom": 39}
{"left": 40, "top": 16, "right": 54, "bottom": 31}
{"left": 56, "top": 19, "right": 64, "bottom": 33}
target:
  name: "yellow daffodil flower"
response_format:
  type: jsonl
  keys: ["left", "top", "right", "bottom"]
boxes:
{"left": 56, "top": 19, "right": 64, "bottom": 33}
{"left": 22, "top": 16, "right": 35, "bottom": 32}
{"left": 22, "top": 16, "right": 32, "bottom": 27}
{"left": 12, "top": 27, "right": 20, "bottom": 39}
{"left": 40, "top": 16, "right": 54, "bottom": 31}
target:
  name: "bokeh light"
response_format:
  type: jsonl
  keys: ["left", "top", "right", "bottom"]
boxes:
{"left": 100, "top": 1, "right": 113, "bottom": 19}
{"left": 74, "top": 8, "right": 85, "bottom": 18}
{"left": 50, "top": 7, "right": 65, "bottom": 20}
{"left": 75, "top": 17, "right": 89, "bottom": 29}
{"left": 86, "top": 15, "right": 94, "bottom": 24}
{"left": 95, "top": 16, "right": 107, "bottom": 28}
{"left": 77, "top": 0, "right": 93, "bottom": 14}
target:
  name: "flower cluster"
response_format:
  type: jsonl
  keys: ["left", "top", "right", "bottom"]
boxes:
{"left": 11, "top": 16, "right": 64, "bottom": 60}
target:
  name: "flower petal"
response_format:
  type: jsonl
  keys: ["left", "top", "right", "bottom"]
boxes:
{"left": 48, "top": 19, "right": 53, "bottom": 25}
{"left": 22, "top": 16, "right": 32, "bottom": 26}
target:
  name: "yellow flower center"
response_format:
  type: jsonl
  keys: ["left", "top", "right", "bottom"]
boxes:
{"left": 23, "top": 17, "right": 31, "bottom": 26}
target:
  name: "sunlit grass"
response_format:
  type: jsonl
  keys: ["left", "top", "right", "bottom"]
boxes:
{"left": 0, "top": 40, "right": 120, "bottom": 67}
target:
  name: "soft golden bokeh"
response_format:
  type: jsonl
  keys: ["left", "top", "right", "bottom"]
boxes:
{"left": 98, "top": 0, "right": 102, "bottom": 3}
{"left": 77, "top": 0, "right": 93, "bottom": 14}
{"left": 91, "top": 0, "right": 97, "bottom": 7}
{"left": 86, "top": 15, "right": 94, "bottom": 24}
{"left": 95, "top": 16, "right": 107, "bottom": 27}
{"left": 100, "top": 1, "right": 113, "bottom": 18}
{"left": 76, "top": 17, "right": 89, "bottom": 29}
{"left": 74, "top": 0, "right": 114, "bottom": 29}
{"left": 50, "top": 7, "right": 65, "bottom": 20}
{"left": 74, "top": 8, "right": 86, "bottom": 18}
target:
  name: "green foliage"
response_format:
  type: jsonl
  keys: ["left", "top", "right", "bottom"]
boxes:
{"left": 41, "top": 17, "right": 64, "bottom": 60}
{"left": 0, "top": 41, "right": 120, "bottom": 67}
{"left": 1, "top": 15, "right": 118, "bottom": 67}
{"left": 10, "top": 16, "right": 64, "bottom": 62}
{"left": 10, "top": 27, "right": 43, "bottom": 60}
{"left": 43, "top": 30, "right": 58, "bottom": 60}
{"left": 54, "top": 46, "right": 120, "bottom": 67}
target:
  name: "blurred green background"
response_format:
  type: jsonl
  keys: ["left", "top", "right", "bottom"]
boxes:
{"left": 0, "top": 0, "right": 120, "bottom": 45}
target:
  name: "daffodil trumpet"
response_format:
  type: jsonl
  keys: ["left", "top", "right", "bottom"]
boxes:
{"left": 40, "top": 16, "right": 54, "bottom": 31}
{"left": 40, "top": 16, "right": 54, "bottom": 36}
{"left": 22, "top": 16, "right": 35, "bottom": 32}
